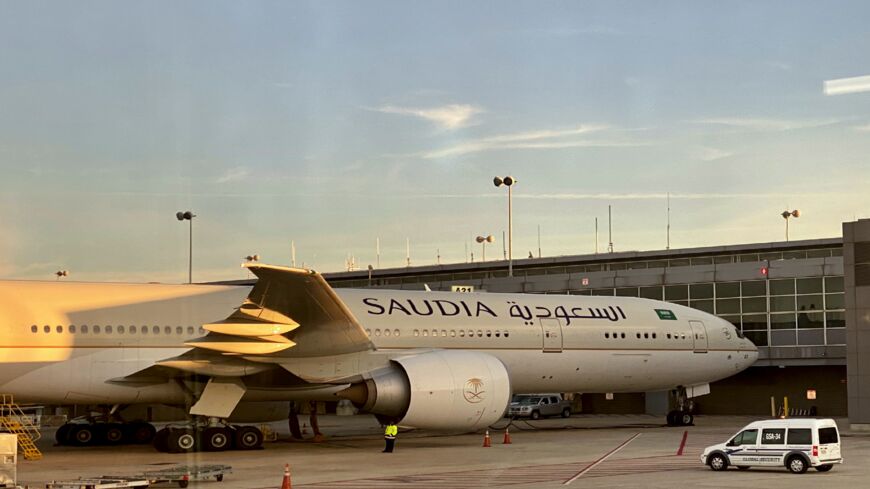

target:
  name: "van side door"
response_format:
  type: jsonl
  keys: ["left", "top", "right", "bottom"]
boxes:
{"left": 758, "top": 428, "right": 787, "bottom": 466}
{"left": 726, "top": 429, "right": 758, "bottom": 466}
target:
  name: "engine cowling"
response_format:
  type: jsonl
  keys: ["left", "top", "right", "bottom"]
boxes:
{"left": 338, "top": 350, "right": 511, "bottom": 430}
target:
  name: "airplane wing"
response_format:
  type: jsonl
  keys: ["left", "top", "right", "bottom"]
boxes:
{"left": 185, "top": 264, "right": 374, "bottom": 358}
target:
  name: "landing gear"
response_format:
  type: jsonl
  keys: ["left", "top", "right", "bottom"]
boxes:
{"left": 666, "top": 386, "right": 695, "bottom": 427}
{"left": 153, "top": 422, "right": 264, "bottom": 453}
{"left": 57, "top": 420, "right": 156, "bottom": 446}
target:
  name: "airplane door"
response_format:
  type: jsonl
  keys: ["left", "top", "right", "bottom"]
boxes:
{"left": 540, "top": 318, "right": 563, "bottom": 353}
{"left": 689, "top": 320, "right": 708, "bottom": 353}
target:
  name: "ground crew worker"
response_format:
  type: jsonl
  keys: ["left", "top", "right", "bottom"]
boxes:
{"left": 383, "top": 421, "right": 398, "bottom": 452}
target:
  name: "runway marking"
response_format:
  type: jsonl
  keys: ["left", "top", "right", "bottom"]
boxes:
{"left": 563, "top": 432, "right": 640, "bottom": 484}
{"left": 299, "top": 430, "right": 732, "bottom": 488}
{"left": 676, "top": 430, "right": 688, "bottom": 455}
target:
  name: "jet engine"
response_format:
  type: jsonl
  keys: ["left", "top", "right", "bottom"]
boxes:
{"left": 338, "top": 350, "right": 511, "bottom": 430}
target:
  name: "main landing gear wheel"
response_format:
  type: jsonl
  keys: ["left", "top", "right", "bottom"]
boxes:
{"left": 666, "top": 410, "right": 693, "bottom": 426}
{"left": 127, "top": 422, "right": 157, "bottom": 444}
{"left": 167, "top": 429, "right": 197, "bottom": 453}
{"left": 55, "top": 424, "right": 73, "bottom": 445}
{"left": 69, "top": 425, "right": 97, "bottom": 446}
{"left": 234, "top": 425, "right": 264, "bottom": 450}
{"left": 102, "top": 423, "right": 125, "bottom": 445}
{"left": 153, "top": 427, "right": 171, "bottom": 452}
{"left": 202, "top": 427, "right": 231, "bottom": 451}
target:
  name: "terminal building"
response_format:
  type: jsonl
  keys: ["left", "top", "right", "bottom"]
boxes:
{"left": 320, "top": 219, "right": 870, "bottom": 428}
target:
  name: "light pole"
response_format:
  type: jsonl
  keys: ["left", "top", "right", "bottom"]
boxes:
{"left": 493, "top": 176, "right": 516, "bottom": 276}
{"left": 176, "top": 211, "right": 195, "bottom": 283}
{"left": 55, "top": 270, "right": 68, "bottom": 281}
{"left": 475, "top": 235, "right": 494, "bottom": 261}
{"left": 781, "top": 209, "right": 800, "bottom": 241}
{"left": 245, "top": 254, "right": 260, "bottom": 278}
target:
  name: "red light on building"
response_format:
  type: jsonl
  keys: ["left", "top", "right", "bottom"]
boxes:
{"left": 761, "top": 266, "right": 769, "bottom": 276}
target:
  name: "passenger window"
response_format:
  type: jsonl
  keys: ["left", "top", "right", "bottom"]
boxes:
{"left": 451, "top": 330, "right": 456, "bottom": 337}
{"left": 69, "top": 325, "right": 76, "bottom": 334}
{"left": 486, "top": 330, "right": 491, "bottom": 337}
{"left": 667, "top": 333, "right": 671, "bottom": 339}
{"left": 605, "top": 333, "right": 610, "bottom": 338}
{"left": 164, "top": 326, "right": 172, "bottom": 335}
{"left": 788, "top": 429, "right": 812, "bottom": 445}
{"left": 81, "top": 325, "right": 89, "bottom": 334}
{"left": 477, "top": 330, "right": 483, "bottom": 337}
{"left": 819, "top": 427, "right": 838, "bottom": 444}
{"left": 141, "top": 326, "right": 148, "bottom": 334}
{"left": 504, "top": 331, "right": 510, "bottom": 338}
{"left": 30, "top": 325, "right": 37, "bottom": 333}
{"left": 375, "top": 329, "right": 382, "bottom": 336}
{"left": 176, "top": 326, "right": 183, "bottom": 335}
{"left": 130, "top": 325, "right": 137, "bottom": 334}
{"left": 636, "top": 333, "right": 641, "bottom": 338}
{"left": 117, "top": 325, "right": 125, "bottom": 334}
{"left": 384, "top": 329, "right": 391, "bottom": 336}
{"left": 459, "top": 330, "right": 465, "bottom": 337}
{"left": 414, "top": 329, "right": 419, "bottom": 336}
{"left": 94, "top": 325, "right": 101, "bottom": 334}
{"left": 56, "top": 325, "right": 63, "bottom": 333}
{"left": 43, "top": 325, "right": 50, "bottom": 333}
{"left": 761, "top": 428, "right": 785, "bottom": 445}
{"left": 620, "top": 333, "right": 625, "bottom": 338}
{"left": 652, "top": 333, "right": 657, "bottom": 339}
{"left": 494, "top": 331, "right": 500, "bottom": 337}
{"left": 422, "top": 330, "right": 428, "bottom": 337}
{"left": 394, "top": 329, "right": 400, "bottom": 337}
{"left": 644, "top": 333, "right": 649, "bottom": 339}
{"left": 187, "top": 326, "right": 194, "bottom": 335}
{"left": 153, "top": 326, "right": 160, "bottom": 334}
{"left": 105, "top": 325, "right": 113, "bottom": 334}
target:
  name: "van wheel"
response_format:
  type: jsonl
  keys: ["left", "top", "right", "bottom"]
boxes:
{"left": 561, "top": 408, "right": 571, "bottom": 418}
{"left": 786, "top": 455, "right": 808, "bottom": 474}
{"left": 708, "top": 453, "right": 728, "bottom": 471}
{"left": 737, "top": 466, "right": 750, "bottom": 470}
{"left": 530, "top": 411, "right": 541, "bottom": 420}
{"left": 815, "top": 464, "right": 833, "bottom": 472}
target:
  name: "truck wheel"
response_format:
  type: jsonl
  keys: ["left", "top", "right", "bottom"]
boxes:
{"left": 815, "top": 464, "right": 833, "bottom": 472}
{"left": 561, "top": 408, "right": 571, "bottom": 418}
{"left": 708, "top": 453, "right": 728, "bottom": 471}
{"left": 530, "top": 411, "right": 541, "bottom": 420}
{"left": 786, "top": 455, "right": 808, "bottom": 474}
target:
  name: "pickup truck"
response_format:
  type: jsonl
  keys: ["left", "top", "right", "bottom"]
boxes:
{"left": 507, "top": 394, "right": 572, "bottom": 420}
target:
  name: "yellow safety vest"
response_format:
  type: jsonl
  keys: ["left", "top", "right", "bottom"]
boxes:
{"left": 384, "top": 424, "right": 397, "bottom": 437}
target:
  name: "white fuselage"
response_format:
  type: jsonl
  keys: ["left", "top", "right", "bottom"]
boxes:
{"left": 0, "top": 280, "right": 757, "bottom": 405}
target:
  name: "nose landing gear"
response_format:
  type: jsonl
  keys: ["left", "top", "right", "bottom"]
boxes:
{"left": 666, "top": 386, "right": 695, "bottom": 427}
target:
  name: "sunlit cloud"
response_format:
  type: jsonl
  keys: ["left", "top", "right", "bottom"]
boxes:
{"left": 215, "top": 166, "right": 251, "bottom": 183}
{"left": 853, "top": 123, "right": 870, "bottom": 132}
{"left": 422, "top": 125, "right": 639, "bottom": 159}
{"left": 692, "top": 146, "right": 733, "bottom": 162}
{"left": 824, "top": 75, "right": 870, "bottom": 95}
{"left": 691, "top": 117, "right": 840, "bottom": 132}
{"left": 373, "top": 104, "right": 483, "bottom": 130}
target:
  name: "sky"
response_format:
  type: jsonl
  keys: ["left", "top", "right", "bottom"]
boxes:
{"left": 1, "top": 1, "right": 869, "bottom": 283}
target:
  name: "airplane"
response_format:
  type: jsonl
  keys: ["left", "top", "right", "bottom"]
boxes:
{"left": 0, "top": 264, "right": 758, "bottom": 453}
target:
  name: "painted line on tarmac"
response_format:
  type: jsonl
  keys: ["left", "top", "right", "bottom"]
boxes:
{"left": 676, "top": 430, "right": 688, "bottom": 455}
{"left": 563, "top": 432, "right": 641, "bottom": 485}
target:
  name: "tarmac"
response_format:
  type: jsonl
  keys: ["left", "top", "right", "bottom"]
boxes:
{"left": 15, "top": 414, "right": 870, "bottom": 488}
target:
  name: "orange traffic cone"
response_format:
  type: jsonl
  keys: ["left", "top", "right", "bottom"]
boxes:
{"left": 503, "top": 427, "right": 512, "bottom": 444}
{"left": 483, "top": 430, "right": 492, "bottom": 447}
{"left": 281, "top": 463, "right": 292, "bottom": 489}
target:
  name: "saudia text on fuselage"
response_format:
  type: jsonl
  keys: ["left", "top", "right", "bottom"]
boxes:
{"left": 360, "top": 297, "right": 628, "bottom": 325}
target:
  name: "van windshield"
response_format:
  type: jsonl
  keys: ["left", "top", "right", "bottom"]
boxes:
{"left": 819, "top": 427, "right": 839, "bottom": 444}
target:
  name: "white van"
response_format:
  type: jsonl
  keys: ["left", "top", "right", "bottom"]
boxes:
{"left": 701, "top": 418, "right": 842, "bottom": 474}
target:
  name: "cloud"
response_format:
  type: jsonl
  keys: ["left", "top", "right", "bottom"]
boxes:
{"left": 422, "top": 125, "right": 643, "bottom": 159}
{"left": 854, "top": 124, "right": 870, "bottom": 132}
{"left": 692, "top": 146, "right": 733, "bottom": 162}
{"left": 690, "top": 117, "right": 840, "bottom": 132}
{"left": 215, "top": 166, "right": 251, "bottom": 184}
{"left": 373, "top": 104, "right": 483, "bottom": 130}
{"left": 409, "top": 191, "right": 840, "bottom": 201}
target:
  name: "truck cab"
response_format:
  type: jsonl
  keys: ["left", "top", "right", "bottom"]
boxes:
{"left": 508, "top": 394, "right": 571, "bottom": 420}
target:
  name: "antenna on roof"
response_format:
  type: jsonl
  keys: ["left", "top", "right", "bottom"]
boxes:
{"left": 608, "top": 205, "right": 614, "bottom": 253}
{"left": 667, "top": 192, "right": 671, "bottom": 250}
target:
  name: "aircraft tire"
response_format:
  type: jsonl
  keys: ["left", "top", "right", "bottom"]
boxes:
{"left": 167, "top": 428, "right": 197, "bottom": 453}
{"left": 666, "top": 411, "right": 677, "bottom": 426}
{"left": 233, "top": 425, "right": 263, "bottom": 450}
{"left": 202, "top": 427, "right": 231, "bottom": 452}
{"left": 152, "top": 427, "right": 171, "bottom": 453}
{"left": 69, "top": 424, "right": 97, "bottom": 446}
{"left": 55, "top": 424, "right": 73, "bottom": 445}
{"left": 102, "top": 423, "right": 125, "bottom": 445}
{"left": 127, "top": 422, "right": 157, "bottom": 444}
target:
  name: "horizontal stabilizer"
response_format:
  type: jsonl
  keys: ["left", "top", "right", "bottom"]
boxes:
{"left": 203, "top": 320, "right": 299, "bottom": 337}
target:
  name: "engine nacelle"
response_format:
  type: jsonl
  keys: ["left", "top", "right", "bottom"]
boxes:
{"left": 338, "top": 350, "right": 511, "bottom": 431}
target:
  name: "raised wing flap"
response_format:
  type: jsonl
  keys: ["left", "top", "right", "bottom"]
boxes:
{"left": 237, "top": 264, "right": 374, "bottom": 357}
{"left": 186, "top": 333, "right": 296, "bottom": 355}
{"left": 204, "top": 319, "right": 300, "bottom": 337}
